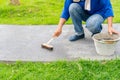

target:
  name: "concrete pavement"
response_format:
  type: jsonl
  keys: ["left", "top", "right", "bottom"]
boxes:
{"left": 0, "top": 24, "right": 120, "bottom": 62}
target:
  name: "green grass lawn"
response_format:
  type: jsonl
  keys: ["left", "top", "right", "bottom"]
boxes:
{"left": 0, "top": 0, "right": 120, "bottom": 24}
{"left": 0, "top": 59, "right": 120, "bottom": 80}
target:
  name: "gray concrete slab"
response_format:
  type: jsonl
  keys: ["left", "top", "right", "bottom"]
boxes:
{"left": 0, "top": 24, "right": 120, "bottom": 62}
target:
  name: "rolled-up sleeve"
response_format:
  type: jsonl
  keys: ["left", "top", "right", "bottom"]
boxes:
{"left": 60, "top": 0, "right": 73, "bottom": 21}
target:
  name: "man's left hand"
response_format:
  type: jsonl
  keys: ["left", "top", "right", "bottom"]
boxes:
{"left": 108, "top": 27, "right": 120, "bottom": 35}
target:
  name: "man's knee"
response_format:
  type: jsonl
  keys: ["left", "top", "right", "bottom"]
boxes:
{"left": 69, "top": 3, "right": 82, "bottom": 14}
{"left": 86, "top": 20, "right": 102, "bottom": 33}
{"left": 86, "top": 14, "right": 104, "bottom": 31}
{"left": 86, "top": 19, "right": 95, "bottom": 29}
{"left": 86, "top": 14, "right": 104, "bottom": 26}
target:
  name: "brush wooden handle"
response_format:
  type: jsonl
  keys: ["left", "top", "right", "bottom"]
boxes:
{"left": 47, "top": 37, "right": 56, "bottom": 44}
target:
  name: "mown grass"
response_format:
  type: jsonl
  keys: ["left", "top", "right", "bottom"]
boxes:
{"left": 0, "top": 59, "right": 120, "bottom": 80}
{"left": 0, "top": 0, "right": 119, "bottom": 25}
{"left": 0, "top": 0, "right": 65, "bottom": 24}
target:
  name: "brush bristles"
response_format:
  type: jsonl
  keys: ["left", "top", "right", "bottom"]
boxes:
{"left": 41, "top": 43, "right": 53, "bottom": 50}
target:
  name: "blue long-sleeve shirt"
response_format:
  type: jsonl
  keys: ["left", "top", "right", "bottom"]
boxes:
{"left": 61, "top": 0, "right": 114, "bottom": 21}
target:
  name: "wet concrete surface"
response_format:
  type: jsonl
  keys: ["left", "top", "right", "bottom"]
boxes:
{"left": 0, "top": 24, "right": 120, "bottom": 62}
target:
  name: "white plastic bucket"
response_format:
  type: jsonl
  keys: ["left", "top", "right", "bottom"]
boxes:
{"left": 92, "top": 33, "right": 120, "bottom": 56}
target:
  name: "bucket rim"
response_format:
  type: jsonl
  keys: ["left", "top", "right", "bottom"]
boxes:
{"left": 92, "top": 33, "right": 120, "bottom": 43}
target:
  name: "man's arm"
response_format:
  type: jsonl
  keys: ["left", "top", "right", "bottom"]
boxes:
{"left": 107, "top": 17, "right": 119, "bottom": 35}
{"left": 53, "top": 0, "right": 72, "bottom": 37}
{"left": 53, "top": 18, "right": 66, "bottom": 37}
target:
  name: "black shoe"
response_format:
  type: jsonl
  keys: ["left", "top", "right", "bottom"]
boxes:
{"left": 69, "top": 34, "right": 85, "bottom": 41}
{"left": 91, "top": 32, "right": 100, "bottom": 37}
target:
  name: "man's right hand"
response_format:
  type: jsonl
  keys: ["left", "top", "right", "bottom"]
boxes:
{"left": 53, "top": 18, "right": 66, "bottom": 37}
{"left": 53, "top": 27, "right": 62, "bottom": 37}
